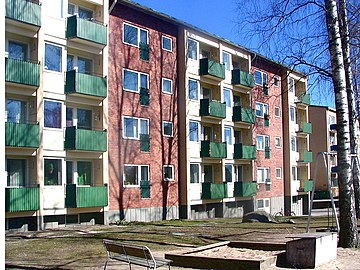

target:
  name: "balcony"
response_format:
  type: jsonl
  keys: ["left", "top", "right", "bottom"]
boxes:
{"left": 232, "top": 106, "right": 255, "bottom": 124}
{"left": 201, "top": 182, "right": 228, "bottom": 200}
{"left": 200, "top": 141, "right": 227, "bottom": 158}
{"left": 298, "top": 150, "right": 313, "bottom": 163}
{"left": 6, "top": 0, "right": 41, "bottom": 28}
{"left": 231, "top": 69, "right": 254, "bottom": 88}
{"left": 65, "top": 70, "right": 107, "bottom": 99}
{"left": 65, "top": 127, "right": 107, "bottom": 152}
{"left": 6, "top": 122, "right": 39, "bottom": 148}
{"left": 65, "top": 184, "right": 108, "bottom": 208}
{"left": 5, "top": 186, "right": 40, "bottom": 212}
{"left": 66, "top": 15, "right": 107, "bottom": 46}
{"left": 5, "top": 58, "right": 40, "bottom": 87}
{"left": 296, "top": 93, "right": 310, "bottom": 106}
{"left": 234, "top": 144, "right": 256, "bottom": 160}
{"left": 199, "top": 58, "right": 225, "bottom": 81}
{"left": 234, "top": 182, "right": 257, "bottom": 197}
{"left": 200, "top": 99, "right": 226, "bottom": 119}
{"left": 298, "top": 122, "right": 312, "bottom": 134}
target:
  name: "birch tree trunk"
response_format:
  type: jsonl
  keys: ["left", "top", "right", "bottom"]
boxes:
{"left": 339, "top": 0, "right": 360, "bottom": 218}
{"left": 325, "top": 0, "right": 358, "bottom": 248}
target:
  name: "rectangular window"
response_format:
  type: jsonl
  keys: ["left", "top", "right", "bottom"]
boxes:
{"left": 274, "top": 106, "right": 281, "bottom": 117}
{"left": 203, "top": 165, "right": 213, "bottom": 183}
{"left": 222, "top": 51, "right": 231, "bottom": 71}
{"left": 45, "top": 43, "right": 62, "bottom": 72}
{"left": 256, "top": 135, "right": 270, "bottom": 150}
{"left": 66, "top": 108, "right": 73, "bottom": 127}
{"left": 77, "top": 108, "right": 92, "bottom": 129}
{"left": 123, "top": 116, "right": 149, "bottom": 139}
{"left": 190, "top": 163, "right": 200, "bottom": 183}
{"left": 235, "top": 165, "right": 243, "bottom": 182}
{"left": 123, "top": 69, "right": 149, "bottom": 93}
{"left": 77, "top": 56, "right": 92, "bottom": 74}
{"left": 123, "top": 23, "right": 148, "bottom": 47}
{"left": 6, "top": 159, "right": 26, "bottom": 187}
{"left": 292, "top": 166, "right": 297, "bottom": 181}
{"left": 257, "top": 199, "right": 264, "bottom": 208}
{"left": 77, "top": 161, "right": 92, "bottom": 185}
{"left": 291, "top": 136, "right": 296, "bottom": 151}
{"left": 66, "top": 161, "right": 73, "bottom": 184}
{"left": 224, "top": 126, "right": 232, "bottom": 145}
{"left": 163, "top": 165, "right": 174, "bottom": 181}
{"left": 225, "top": 164, "right": 233, "bottom": 182}
{"left": 290, "top": 107, "right": 296, "bottom": 122}
{"left": 163, "top": 121, "right": 174, "bottom": 137}
{"left": 257, "top": 168, "right": 270, "bottom": 183}
{"left": 254, "top": 70, "right": 268, "bottom": 85}
{"left": 276, "top": 168, "right": 282, "bottom": 179}
{"left": 162, "top": 78, "right": 173, "bottom": 94}
{"left": 289, "top": 77, "right": 295, "bottom": 92}
{"left": 44, "top": 100, "right": 62, "bottom": 128}
{"left": 187, "top": 38, "right": 198, "bottom": 60}
{"left": 124, "top": 165, "right": 149, "bottom": 186}
{"left": 162, "top": 36, "right": 172, "bottom": 51}
{"left": 6, "top": 99, "right": 27, "bottom": 123}
{"left": 275, "top": 137, "right": 281, "bottom": 148}
{"left": 255, "top": 102, "right": 269, "bottom": 118}
{"left": 8, "top": 41, "right": 27, "bottom": 60}
{"left": 223, "top": 88, "right": 231, "bottom": 107}
{"left": 274, "top": 76, "right": 280, "bottom": 87}
{"left": 189, "top": 79, "right": 198, "bottom": 100}
{"left": 189, "top": 121, "right": 199, "bottom": 142}
{"left": 44, "top": 159, "right": 62, "bottom": 186}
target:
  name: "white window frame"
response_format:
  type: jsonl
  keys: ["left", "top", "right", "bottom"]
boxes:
{"left": 225, "top": 164, "right": 233, "bottom": 182}
{"left": 256, "top": 135, "right": 270, "bottom": 150}
{"left": 123, "top": 68, "right": 149, "bottom": 93}
{"left": 123, "top": 116, "right": 149, "bottom": 140}
{"left": 187, "top": 38, "right": 198, "bottom": 60}
{"left": 275, "top": 137, "right": 281, "bottom": 148}
{"left": 292, "top": 166, "right": 297, "bottom": 181}
{"left": 123, "top": 164, "right": 149, "bottom": 187}
{"left": 189, "top": 121, "right": 199, "bottom": 142}
{"left": 123, "top": 22, "right": 149, "bottom": 47}
{"left": 223, "top": 88, "right": 232, "bottom": 107}
{"left": 255, "top": 102, "right": 269, "bottom": 118}
{"left": 291, "top": 136, "right": 297, "bottom": 152}
{"left": 224, "top": 126, "right": 233, "bottom": 145}
{"left": 222, "top": 51, "right": 231, "bottom": 71}
{"left": 188, "top": 79, "right": 199, "bottom": 101}
{"left": 162, "top": 121, "right": 174, "bottom": 137}
{"left": 44, "top": 42, "right": 63, "bottom": 73}
{"left": 163, "top": 165, "right": 174, "bottom": 181}
{"left": 290, "top": 106, "right": 296, "bottom": 122}
{"left": 67, "top": 54, "right": 94, "bottom": 74}
{"left": 67, "top": 3, "right": 94, "bottom": 19}
{"left": 190, "top": 163, "right": 200, "bottom": 184}
{"left": 276, "top": 168, "right": 282, "bottom": 179}
{"left": 289, "top": 77, "right": 295, "bottom": 92}
{"left": 254, "top": 70, "right": 268, "bottom": 86}
{"left": 274, "top": 106, "right": 281, "bottom": 118}
{"left": 257, "top": 167, "right": 270, "bottom": 184}
{"left": 162, "top": 35, "right": 173, "bottom": 52}
{"left": 162, "top": 78, "right": 173, "bottom": 94}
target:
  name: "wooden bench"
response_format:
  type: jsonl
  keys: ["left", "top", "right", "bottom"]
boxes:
{"left": 103, "top": 239, "right": 172, "bottom": 269}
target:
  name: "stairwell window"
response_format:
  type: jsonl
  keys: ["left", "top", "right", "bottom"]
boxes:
{"left": 44, "top": 159, "right": 62, "bottom": 186}
{"left": 189, "top": 121, "right": 199, "bottom": 142}
{"left": 189, "top": 79, "right": 199, "bottom": 100}
{"left": 222, "top": 51, "right": 231, "bottom": 71}
{"left": 187, "top": 38, "right": 198, "bottom": 60}
{"left": 223, "top": 88, "right": 232, "bottom": 107}
{"left": 123, "top": 23, "right": 148, "bottom": 47}
{"left": 45, "top": 43, "right": 62, "bottom": 72}
{"left": 190, "top": 163, "right": 200, "bottom": 183}
{"left": 44, "top": 100, "right": 62, "bottom": 129}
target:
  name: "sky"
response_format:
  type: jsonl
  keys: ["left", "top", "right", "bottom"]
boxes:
{"left": 131, "top": 0, "right": 336, "bottom": 108}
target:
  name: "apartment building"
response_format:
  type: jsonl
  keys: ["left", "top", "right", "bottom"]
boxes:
{"left": 282, "top": 70, "right": 312, "bottom": 215}
{"left": 309, "top": 105, "right": 338, "bottom": 197}
{"left": 5, "top": 0, "right": 109, "bottom": 230}
{"left": 108, "top": 1, "right": 179, "bottom": 222}
{"left": 251, "top": 57, "right": 284, "bottom": 215}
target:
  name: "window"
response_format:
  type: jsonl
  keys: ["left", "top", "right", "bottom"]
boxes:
{"left": 290, "top": 107, "right": 296, "bottom": 122}
{"left": 66, "top": 161, "right": 73, "bottom": 184}
{"left": 68, "top": 4, "right": 93, "bottom": 20}
{"left": 163, "top": 165, "right": 174, "bottom": 181}
{"left": 123, "top": 23, "right": 148, "bottom": 47}
{"left": 162, "top": 78, "right": 173, "bottom": 94}
{"left": 257, "top": 168, "right": 270, "bottom": 183}
{"left": 44, "top": 159, "right": 62, "bottom": 186}
{"left": 292, "top": 166, "right": 297, "bottom": 181}
{"left": 274, "top": 76, "right": 280, "bottom": 87}
{"left": 256, "top": 135, "right": 270, "bottom": 150}
{"left": 189, "top": 121, "right": 199, "bottom": 142}
{"left": 224, "top": 126, "right": 232, "bottom": 145}
{"left": 66, "top": 108, "right": 73, "bottom": 127}
{"left": 190, "top": 164, "right": 200, "bottom": 183}
{"left": 233, "top": 95, "right": 241, "bottom": 106}
{"left": 45, "top": 43, "right": 62, "bottom": 72}
{"left": 6, "top": 99, "right": 27, "bottom": 123}
{"left": 291, "top": 136, "right": 296, "bottom": 151}
{"left": 76, "top": 56, "right": 93, "bottom": 74}
{"left": 8, "top": 41, "right": 27, "bottom": 60}
{"left": 255, "top": 102, "right": 269, "bottom": 118}
{"left": 123, "top": 69, "right": 149, "bottom": 93}
{"left": 189, "top": 79, "right": 199, "bottom": 100}
{"left": 162, "top": 36, "right": 172, "bottom": 51}
{"left": 6, "top": 159, "right": 26, "bottom": 187}
{"left": 257, "top": 199, "right": 264, "bottom": 209}
{"left": 225, "top": 164, "right": 233, "bottom": 182}
{"left": 289, "top": 77, "right": 295, "bottom": 92}
{"left": 123, "top": 116, "right": 149, "bottom": 139}
{"left": 77, "top": 161, "right": 92, "bottom": 185}
{"left": 77, "top": 108, "right": 92, "bottom": 129}
{"left": 222, "top": 51, "right": 231, "bottom": 71}
{"left": 203, "top": 165, "right": 213, "bottom": 183}
{"left": 275, "top": 137, "right": 281, "bottom": 148}
{"left": 124, "top": 165, "right": 149, "bottom": 186}
{"left": 254, "top": 70, "right": 268, "bottom": 85}
{"left": 44, "top": 100, "right": 62, "bottom": 128}
{"left": 202, "top": 87, "right": 212, "bottom": 100}
{"left": 276, "top": 168, "right": 282, "bottom": 179}
{"left": 329, "top": 115, "right": 336, "bottom": 125}
{"left": 163, "top": 121, "right": 174, "bottom": 137}
{"left": 187, "top": 38, "right": 198, "bottom": 60}
{"left": 223, "top": 88, "right": 231, "bottom": 107}
{"left": 235, "top": 165, "right": 243, "bottom": 182}
{"left": 275, "top": 106, "right": 281, "bottom": 117}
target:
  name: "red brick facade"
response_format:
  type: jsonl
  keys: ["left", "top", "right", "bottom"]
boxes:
{"left": 108, "top": 4, "right": 179, "bottom": 214}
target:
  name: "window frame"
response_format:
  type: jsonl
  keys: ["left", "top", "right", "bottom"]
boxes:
{"left": 274, "top": 76, "right": 280, "bottom": 87}
{"left": 6, "top": 158, "right": 27, "bottom": 187}
{"left": 223, "top": 88, "right": 232, "bottom": 107}
{"left": 123, "top": 22, "right": 149, "bottom": 47}
{"left": 162, "top": 78, "right": 173, "bottom": 94}
{"left": 162, "top": 121, "right": 174, "bottom": 137}
{"left": 257, "top": 167, "right": 270, "bottom": 184}
{"left": 44, "top": 158, "right": 63, "bottom": 186}
{"left": 187, "top": 38, "right": 198, "bottom": 60}
{"left": 289, "top": 77, "right": 295, "bottom": 92}
{"left": 189, "top": 121, "right": 199, "bottom": 142}
{"left": 188, "top": 79, "right": 199, "bottom": 100}
{"left": 274, "top": 106, "right": 281, "bottom": 118}
{"left": 123, "top": 116, "right": 149, "bottom": 140}
{"left": 163, "top": 165, "right": 174, "bottom": 181}
{"left": 276, "top": 167, "right": 282, "bottom": 179}
{"left": 44, "top": 100, "right": 62, "bottom": 129}
{"left": 222, "top": 51, "right": 231, "bottom": 71}
{"left": 162, "top": 35, "right": 173, "bottom": 52}
{"left": 224, "top": 126, "right": 233, "bottom": 145}
{"left": 123, "top": 164, "right": 150, "bottom": 187}
{"left": 225, "top": 164, "right": 233, "bottom": 183}
{"left": 254, "top": 70, "right": 268, "bottom": 86}
{"left": 190, "top": 163, "right": 200, "bottom": 184}
{"left": 275, "top": 137, "right": 282, "bottom": 148}
{"left": 255, "top": 102, "right": 269, "bottom": 118}
{"left": 256, "top": 135, "right": 270, "bottom": 150}
{"left": 44, "top": 43, "right": 63, "bottom": 73}
{"left": 290, "top": 106, "right": 296, "bottom": 122}
{"left": 123, "top": 68, "right": 149, "bottom": 93}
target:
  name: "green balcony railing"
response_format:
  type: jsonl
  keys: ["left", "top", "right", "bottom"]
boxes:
{"left": 65, "top": 70, "right": 107, "bottom": 98}
{"left": 65, "top": 127, "right": 107, "bottom": 152}
{"left": 199, "top": 58, "right": 225, "bottom": 80}
{"left": 66, "top": 15, "right": 107, "bottom": 45}
{"left": 200, "top": 141, "right": 227, "bottom": 158}
{"left": 232, "top": 106, "right": 255, "bottom": 124}
{"left": 304, "top": 180, "right": 313, "bottom": 192}
{"left": 234, "top": 144, "right": 256, "bottom": 160}
{"left": 299, "top": 122, "right": 312, "bottom": 134}
{"left": 201, "top": 182, "right": 228, "bottom": 200}
{"left": 5, "top": 58, "right": 40, "bottom": 87}
{"left": 140, "top": 181, "right": 151, "bottom": 199}
{"left": 265, "top": 146, "right": 270, "bottom": 159}
{"left": 5, "top": 187, "right": 40, "bottom": 212}
{"left": 234, "top": 182, "right": 257, "bottom": 197}
{"left": 6, "top": 0, "right": 41, "bottom": 26}
{"left": 200, "top": 99, "right": 226, "bottom": 119}
{"left": 6, "top": 122, "right": 39, "bottom": 148}
{"left": 297, "top": 93, "right": 310, "bottom": 105}
{"left": 65, "top": 184, "right": 108, "bottom": 208}
{"left": 231, "top": 69, "right": 254, "bottom": 88}
{"left": 299, "top": 150, "right": 313, "bottom": 163}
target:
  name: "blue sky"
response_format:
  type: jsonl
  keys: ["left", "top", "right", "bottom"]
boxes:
{"left": 132, "top": 0, "right": 336, "bottom": 108}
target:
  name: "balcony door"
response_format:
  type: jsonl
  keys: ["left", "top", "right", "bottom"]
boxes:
{"left": 6, "top": 159, "right": 26, "bottom": 187}
{"left": 8, "top": 41, "right": 27, "bottom": 60}
{"left": 6, "top": 99, "right": 27, "bottom": 123}
{"left": 203, "top": 165, "right": 213, "bottom": 183}
{"left": 202, "top": 126, "right": 212, "bottom": 141}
